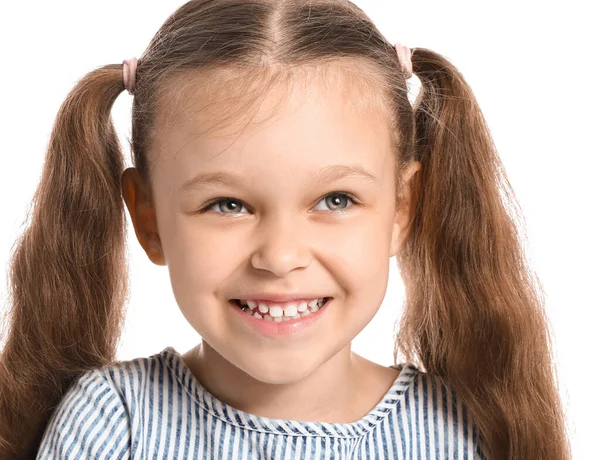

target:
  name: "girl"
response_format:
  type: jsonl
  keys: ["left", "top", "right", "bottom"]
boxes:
{"left": 0, "top": 1, "right": 571, "bottom": 459}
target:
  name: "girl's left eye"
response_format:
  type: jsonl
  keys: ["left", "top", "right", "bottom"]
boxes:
{"left": 200, "top": 192, "right": 358, "bottom": 215}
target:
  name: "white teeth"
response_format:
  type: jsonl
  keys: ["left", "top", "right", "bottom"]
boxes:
{"left": 258, "top": 299, "right": 323, "bottom": 318}
{"left": 237, "top": 298, "right": 329, "bottom": 321}
{"left": 283, "top": 305, "right": 297, "bottom": 317}
{"left": 268, "top": 306, "right": 283, "bottom": 318}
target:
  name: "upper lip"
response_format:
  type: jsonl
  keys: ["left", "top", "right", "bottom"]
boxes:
{"left": 233, "top": 293, "right": 329, "bottom": 303}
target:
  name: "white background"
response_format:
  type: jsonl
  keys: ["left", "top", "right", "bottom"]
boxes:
{"left": 0, "top": 1, "right": 598, "bottom": 457}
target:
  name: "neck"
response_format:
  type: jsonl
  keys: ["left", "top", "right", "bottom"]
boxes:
{"left": 183, "top": 340, "right": 373, "bottom": 423}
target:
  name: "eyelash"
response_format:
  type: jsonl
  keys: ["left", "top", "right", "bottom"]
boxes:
{"left": 199, "top": 192, "right": 359, "bottom": 216}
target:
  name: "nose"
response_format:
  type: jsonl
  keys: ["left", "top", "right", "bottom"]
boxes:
{"left": 249, "top": 213, "right": 312, "bottom": 276}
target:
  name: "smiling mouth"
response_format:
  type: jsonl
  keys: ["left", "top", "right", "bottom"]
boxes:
{"left": 231, "top": 297, "right": 332, "bottom": 322}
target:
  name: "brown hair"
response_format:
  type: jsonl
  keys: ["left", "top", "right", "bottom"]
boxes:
{"left": 0, "top": 1, "right": 571, "bottom": 458}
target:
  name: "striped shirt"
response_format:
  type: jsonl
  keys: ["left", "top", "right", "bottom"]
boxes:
{"left": 37, "top": 346, "right": 488, "bottom": 459}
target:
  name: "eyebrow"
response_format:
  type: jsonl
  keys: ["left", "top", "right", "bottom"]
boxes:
{"left": 181, "top": 164, "right": 378, "bottom": 191}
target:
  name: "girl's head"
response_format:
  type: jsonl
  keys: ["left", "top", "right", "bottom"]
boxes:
{"left": 121, "top": 40, "right": 421, "bottom": 384}
{"left": 0, "top": 1, "right": 571, "bottom": 459}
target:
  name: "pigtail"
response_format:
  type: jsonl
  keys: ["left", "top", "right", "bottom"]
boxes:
{"left": 394, "top": 48, "right": 572, "bottom": 459}
{"left": 0, "top": 64, "right": 130, "bottom": 459}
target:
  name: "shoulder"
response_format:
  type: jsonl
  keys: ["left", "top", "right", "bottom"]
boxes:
{"left": 36, "top": 367, "right": 132, "bottom": 459}
{"left": 390, "top": 364, "right": 488, "bottom": 459}
{"left": 36, "top": 347, "right": 181, "bottom": 459}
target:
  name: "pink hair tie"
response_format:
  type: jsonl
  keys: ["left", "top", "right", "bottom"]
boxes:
{"left": 394, "top": 43, "right": 413, "bottom": 78}
{"left": 122, "top": 57, "right": 138, "bottom": 95}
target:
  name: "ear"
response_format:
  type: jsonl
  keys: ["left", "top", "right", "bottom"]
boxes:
{"left": 389, "top": 161, "right": 422, "bottom": 257}
{"left": 121, "top": 167, "right": 166, "bottom": 266}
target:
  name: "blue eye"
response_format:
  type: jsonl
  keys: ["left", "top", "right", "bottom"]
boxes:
{"left": 200, "top": 192, "right": 358, "bottom": 215}
{"left": 205, "top": 198, "right": 249, "bottom": 215}
{"left": 313, "top": 193, "right": 356, "bottom": 212}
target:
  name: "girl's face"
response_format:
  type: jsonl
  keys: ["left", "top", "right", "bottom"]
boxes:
{"left": 123, "top": 72, "right": 418, "bottom": 384}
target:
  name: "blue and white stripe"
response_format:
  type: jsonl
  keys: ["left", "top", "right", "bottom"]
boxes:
{"left": 37, "top": 346, "right": 488, "bottom": 459}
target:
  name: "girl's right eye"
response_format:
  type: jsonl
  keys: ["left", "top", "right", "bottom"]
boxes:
{"left": 201, "top": 198, "right": 249, "bottom": 215}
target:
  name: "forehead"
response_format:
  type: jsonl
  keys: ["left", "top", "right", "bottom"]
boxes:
{"left": 150, "top": 65, "right": 395, "bottom": 177}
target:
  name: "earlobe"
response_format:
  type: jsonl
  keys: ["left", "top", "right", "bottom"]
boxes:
{"left": 147, "top": 243, "right": 166, "bottom": 266}
{"left": 389, "top": 213, "right": 405, "bottom": 257}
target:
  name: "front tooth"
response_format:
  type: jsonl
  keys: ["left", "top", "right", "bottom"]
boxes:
{"left": 283, "top": 305, "right": 298, "bottom": 317}
{"left": 268, "top": 306, "right": 283, "bottom": 318}
{"left": 297, "top": 301, "right": 308, "bottom": 312}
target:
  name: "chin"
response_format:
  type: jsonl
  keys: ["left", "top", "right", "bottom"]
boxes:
{"left": 232, "top": 351, "right": 319, "bottom": 385}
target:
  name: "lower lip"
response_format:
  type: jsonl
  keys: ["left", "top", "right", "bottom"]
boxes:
{"left": 230, "top": 299, "right": 331, "bottom": 338}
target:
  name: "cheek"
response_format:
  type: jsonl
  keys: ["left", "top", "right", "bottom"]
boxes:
{"left": 166, "top": 227, "right": 239, "bottom": 294}
{"left": 324, "top": 217, "right": 393, "bottom": 317}
{"left": 156, "top": 213, "right": 239, "bottom": 312}
{"left": 323, "top": 218, "right": 392, "bottom": 282}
